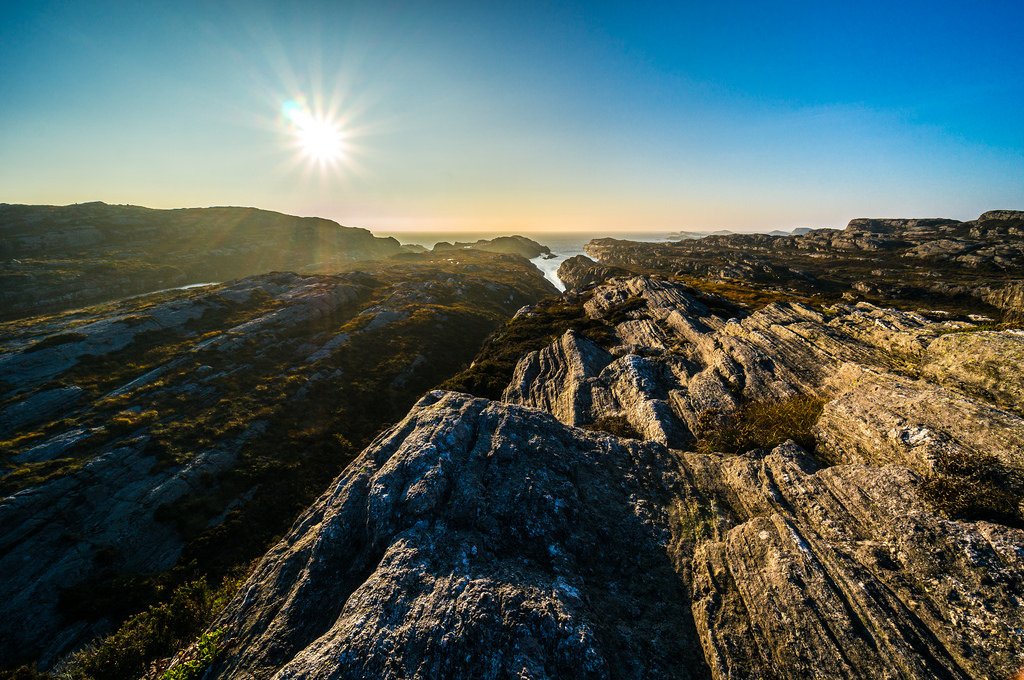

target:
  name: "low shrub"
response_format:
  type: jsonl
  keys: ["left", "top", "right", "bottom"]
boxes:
{"left": 582, "top": 414, "right": 641, "bottom": 439}
{"left": 696, "top": 395, "right": 825, "bottom": 455}
{"left": 24, "top": 332, "right": 87, "bottom": 353}
{"left": 57, "top": 576, "right": 239, "bottom": 680}
{"left": 920, "top": 452, "right": 1024, "bottom": 528}
{"left": 159, "top": 628, "right": 225, "bottom": 680}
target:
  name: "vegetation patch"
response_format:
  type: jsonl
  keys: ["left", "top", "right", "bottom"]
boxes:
{"left": 695, "top": 395, "right": 825, "bottom": 455}
{"left": 920, "top": 451, "right": 1024, "bottom": 528}
{"left": 581, "top": 414, "right": 641, "bottom": 439}
{"left": 672, "top": 275, "right": 820, "bottom": 311}
{"left": 24, "top": 332, "right": 87, "bottom": 352}
{"left": 50, "top": 576, "right": 239, "bottom": 680}
{"left": 0, "top": 457, "right": 86, "bottom": 497}
{"left": 159, "top": 628, "right": 225, "bottom": 680}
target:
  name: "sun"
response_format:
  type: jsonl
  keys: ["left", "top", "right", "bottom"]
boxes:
{"left": 296, "top": 116, "right": 343, "bottom": 162}
{"left": 282, "top": 99, "right": 345, "bottom": 165}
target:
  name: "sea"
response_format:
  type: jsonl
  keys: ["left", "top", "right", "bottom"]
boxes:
{"left": 374, "top": 231, "right": 678, "bottom": 291}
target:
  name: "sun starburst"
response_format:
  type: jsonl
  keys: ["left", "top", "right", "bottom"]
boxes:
{"left": 282, "top": 98, "right": 346, "bottom": 166}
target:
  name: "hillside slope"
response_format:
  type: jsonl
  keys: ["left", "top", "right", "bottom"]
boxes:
{"left": 0, "top": 202, "right": 404, "bottom": 320}
{"left": 0, "top": 251, "right": 555, "bottom": 673}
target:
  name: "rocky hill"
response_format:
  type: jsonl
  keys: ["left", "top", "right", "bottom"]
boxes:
{"left": 433, "top": 235, "right": 552, "bottom": 260}
{"left": 0, "top": 202, "right": 405, "bottom": 320}
{"left": 557, "top": 254, "right": 632, "bottom": 291}
{"left": 175, "top": 272, "right": 1024, "bottom": 679}
{"left": 0, "top": 250, "right": 555, "bottom": 675}
{"left": 581, "top": 210, "right": 1024, "bottom": 319}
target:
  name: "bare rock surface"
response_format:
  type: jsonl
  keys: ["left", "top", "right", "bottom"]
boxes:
{"left": 815, "top": 363, "right": 1024, "bottom": 472}
{"left": 685, "top": 445, "right": 1024, "bottom": 679}
{"left": 921, "top": 330, "right": 1024, "bottom": 411}
{"left": 211, "top": 391, "right": 707, "bottom": 679}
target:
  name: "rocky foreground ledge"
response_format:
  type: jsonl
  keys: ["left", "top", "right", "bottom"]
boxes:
{"left": 195, "top": 276, "right": 1024, "bottom": 679}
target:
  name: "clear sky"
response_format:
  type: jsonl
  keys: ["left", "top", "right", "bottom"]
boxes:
{"left": 1, "top": 1, "right": 1022, "bottom": 232}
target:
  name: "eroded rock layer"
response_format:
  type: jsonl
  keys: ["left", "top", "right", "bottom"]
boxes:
{"left": 208, "top": 393, "right": 1023, "bottom": 679}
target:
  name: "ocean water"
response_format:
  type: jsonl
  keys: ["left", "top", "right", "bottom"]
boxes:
{"left": 375, "top": 231, "right": 677, "bottom": 291}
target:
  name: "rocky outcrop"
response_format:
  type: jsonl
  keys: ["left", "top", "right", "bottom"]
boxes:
{"left": 582, "top": 210, "right": 1024, "bottom": 318}
{"left": 504, "top": 276, "right": 966, "bottom": 447}
{"left": 208, "top": 391, "right": 708, "bottom": 679}
{"left": 556, "top": 255, "right": 631, "bottom": 290}
{"left": 433, "top": 235, "right": 551, "bottom": 260}
{"left": 981, "top": 280, "right": 1024, "bottom": 319}
{"left": 204, "top": 390, "right": 1024, "bottom": 679}
{"left": 502, "top": 329, "right": 612, "bottom": 426}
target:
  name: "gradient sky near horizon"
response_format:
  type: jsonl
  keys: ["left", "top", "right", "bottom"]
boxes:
{"left": 2, "top": 1, "right": 1023, "bottom": 232}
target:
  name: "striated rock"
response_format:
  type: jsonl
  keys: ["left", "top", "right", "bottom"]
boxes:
{"left": 202, "top": 393, "right": 1024, "bottom": 679}
{"left": 505, "top": 276, "right": 963, "bottom": 448}
{"left": 685, "top": 444, "right": 1024, "bottom": 679}
{"left": 921, "top": 330, "right": 1024, "bottom": 411}
{"left": 816, "top": 363, "right": 1024, "bottom": 473}
{"left": 502, "top": 329, "right": 612, "bottom": 426}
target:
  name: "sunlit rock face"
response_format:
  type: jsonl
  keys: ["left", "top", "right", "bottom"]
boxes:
{"left": 210, "top": 392, "right": 708, "bottom": 679}
{"left": 204, "top": 274, "right": 1024, "bottom": 679}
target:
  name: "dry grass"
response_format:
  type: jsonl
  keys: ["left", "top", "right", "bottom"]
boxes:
{"left": 581, "top": 414, "right": 641, "bottom": 439}
{"left": 920, "top": 451, "right": 1024, "bottom": 528}
{"left": 696, "top": 395, "right": 825, "bottom": 455}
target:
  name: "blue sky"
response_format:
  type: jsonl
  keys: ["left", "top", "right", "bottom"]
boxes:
{"left": 1, "top": 0, "right": 1022, "bottom": 231}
